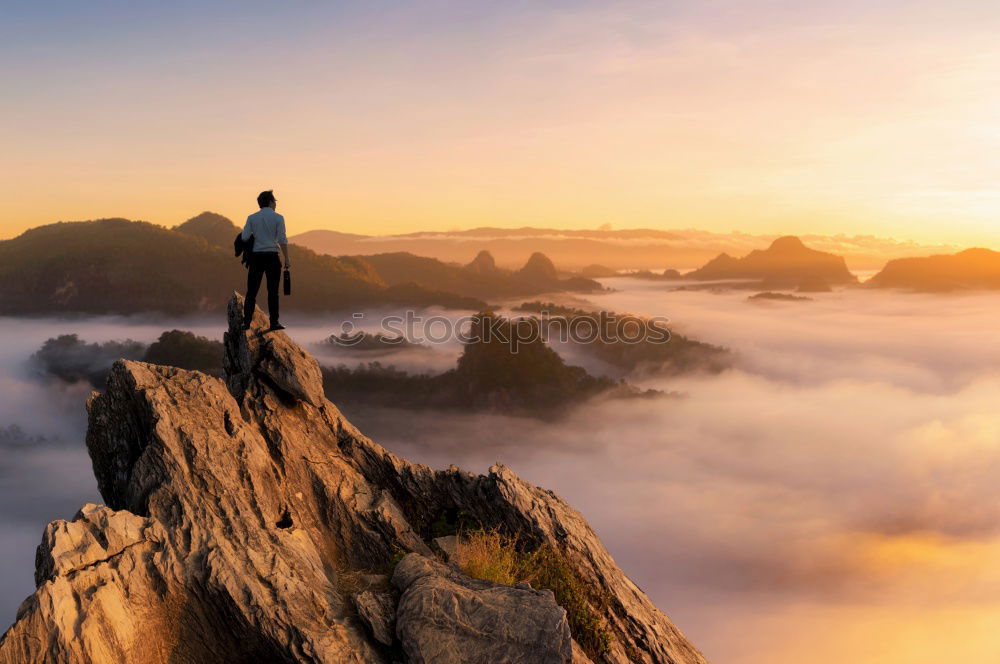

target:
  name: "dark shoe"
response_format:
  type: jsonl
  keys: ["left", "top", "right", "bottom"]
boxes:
{"left": 268, "top": 323, "right": 286, "bottom": 331}
{"left": 242, "top": 324, "right": 252, "bottom": 331}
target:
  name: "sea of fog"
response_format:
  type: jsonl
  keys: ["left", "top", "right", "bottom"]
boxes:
{"left": 2, "top": 282, "right": 1000, "bottom": 664}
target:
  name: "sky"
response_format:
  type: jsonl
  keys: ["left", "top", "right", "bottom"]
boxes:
{"left": 3, "top": 0, "right": 999, "bottom": 244}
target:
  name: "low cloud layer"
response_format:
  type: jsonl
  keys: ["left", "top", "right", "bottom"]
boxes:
{"left": 2, "top": 286, "right": 999, "bottom": 663}
{"left": 347, "top": 284, "right": 1000, "bottom": 663}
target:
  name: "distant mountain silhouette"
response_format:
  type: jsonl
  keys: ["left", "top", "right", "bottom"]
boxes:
{"left": 867, "top": 248, "right": 1000, "bottom": 291}
{"left": 359, "top": 252, "right": 524, "bottom": 300}
{"left": 356, "top": 251, "right": 601, "bottom": 301}
{"left": 291, "top": 226, "right": 958, "bottom": 273}
{"left": 517, "top": 252, "right": 559, "bottom": 282}
{"left": 393, "top": 226, "right": 686, "bottom": 240}
{"left": 296, "top": 228, "right": 702, "bottom": 271}
{"left": 0, "top": 217, "right": 483, "bottom": 315}
{"left": 174, "top": 211, "right": 240, "bottom": 249}
{"left": 579, "top": 264, "right": 618, "bottom": 278}
{"left": 620, "top": 268, "right": 683, "bottom": 281}
{"left": 685, "top": 236, "right": 857, "bottom": 289}
{"left": 465, "top": 250, "right": 501, "bottom": 275}
{"left": 514, "top": 252, "right": 604, "bottom": 293}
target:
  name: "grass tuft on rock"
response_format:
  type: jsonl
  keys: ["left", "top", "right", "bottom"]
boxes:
{"left": 454, "top": 530, "right": 521, "bottom": 586}
{"left": 454, "top": 530, "right": 612, "bottom": 659}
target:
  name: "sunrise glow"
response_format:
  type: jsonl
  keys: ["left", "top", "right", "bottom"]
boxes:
{"left": 4, "top": 1, "right": 999, "bottom": 244}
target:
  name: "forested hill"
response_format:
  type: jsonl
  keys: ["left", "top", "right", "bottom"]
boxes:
{"left": 0, "top": 217, "right": 483, "bottom": 316}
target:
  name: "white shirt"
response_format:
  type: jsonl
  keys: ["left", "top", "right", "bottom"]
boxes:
{"left": 241, "top": 207, "right": 287, "bottom": 253}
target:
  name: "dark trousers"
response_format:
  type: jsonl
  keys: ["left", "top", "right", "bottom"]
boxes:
{"left": 244, "top": 252, "right": 281, "bottom": 326}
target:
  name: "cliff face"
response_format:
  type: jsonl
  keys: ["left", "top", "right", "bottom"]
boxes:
{"left": 0, "top": 295, "right": 708, "bottom": 664}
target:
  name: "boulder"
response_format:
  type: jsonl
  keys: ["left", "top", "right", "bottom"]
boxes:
{"left": 393, "top": 553, "right": 572, "bottom": 664}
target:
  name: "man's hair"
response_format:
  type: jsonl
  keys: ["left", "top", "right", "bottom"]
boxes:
{"left": 257, "top": 190, "right": 276, "bottom": 208}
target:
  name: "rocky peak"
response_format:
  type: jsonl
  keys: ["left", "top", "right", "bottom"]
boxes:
{"left": 0, "top": 294, "right": 708, "bottom": 664}
{"left": 465, "top": 250, "right": 500, "bottom": 275}
{"left": 766, "top": 236, "right": 807, "bottom": 253}
{"left": 700, "top": 252, "right": 737, "bottom": 269}
{"left": 518, "top": 252, "right": 559, "bottom": 282}
{"left": 222, "top": 296, "right": 326, "bottom": 406}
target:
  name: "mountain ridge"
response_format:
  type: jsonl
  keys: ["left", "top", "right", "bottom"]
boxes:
{"left": 357, "top": 250, "right": 602, "bottom": 300}
{"left": 867, "top": 247, "right": 1000, "bottom": 291}
{"left": 291, "top": 226, "right": 959, "bottom": 272}
{"left": 0, "top": 218, "right": 483, "bottom": 315}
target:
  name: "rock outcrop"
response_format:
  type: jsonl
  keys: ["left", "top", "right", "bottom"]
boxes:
{"left": 0, "top": 294, "right": 708, "bottom": 664}
{"left": 465, "top": 250, "right": 501, "bottom": 275}
{"left": 518, "top": 251, "right": 560, "bottom": 282}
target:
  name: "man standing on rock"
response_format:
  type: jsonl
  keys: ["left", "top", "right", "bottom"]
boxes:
{"left": 241, "top": 190, "right": 290, "bottom": 331}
